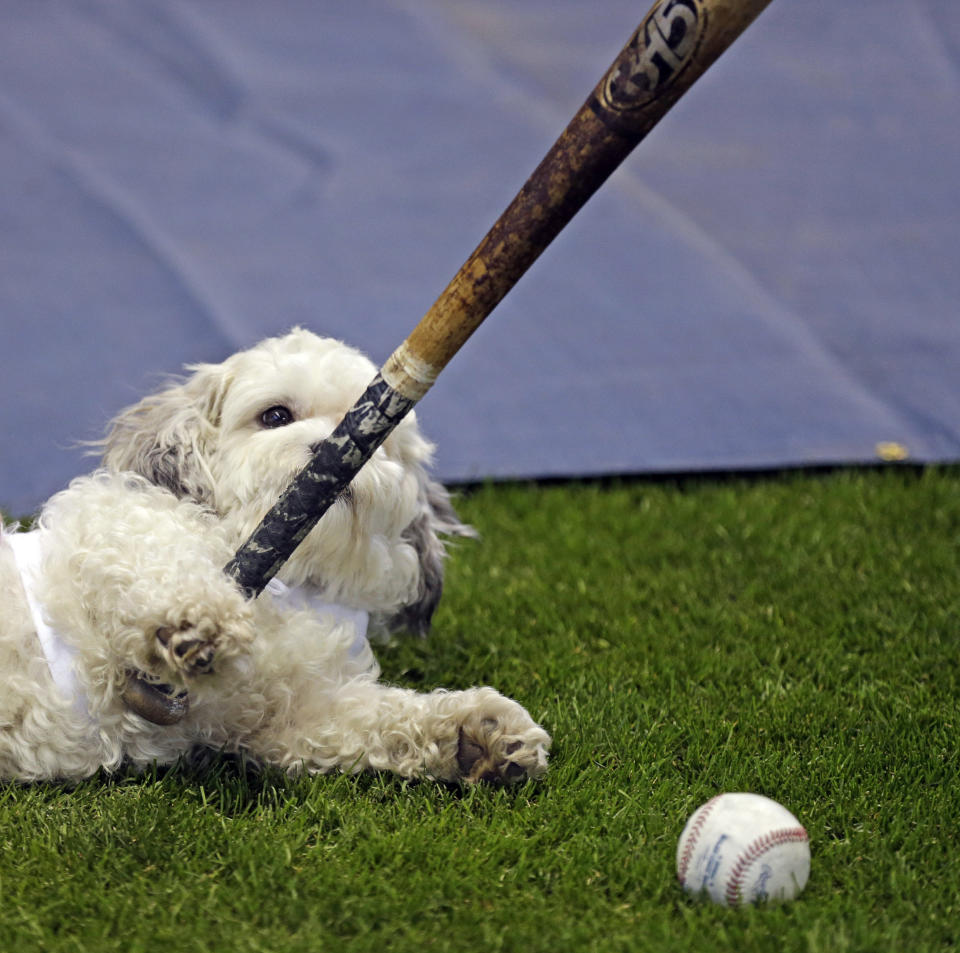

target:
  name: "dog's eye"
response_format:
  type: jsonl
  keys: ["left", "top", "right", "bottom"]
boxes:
{"left": 259, "top": 405, "right": 295, "bottom": 429}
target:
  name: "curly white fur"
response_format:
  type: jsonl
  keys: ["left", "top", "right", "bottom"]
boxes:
{"left": 0, "top": 328, "right": 550, "bottom": 784}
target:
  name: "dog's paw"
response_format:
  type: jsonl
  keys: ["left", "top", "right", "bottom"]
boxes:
{"left": 154, "top": 608, "right": 253, "bottom": 678}
{"left": 450, "top": 689, "right": 551, "bottom": 784}
{"left": 156, "top": 620, "right": 217, "bottom": 675}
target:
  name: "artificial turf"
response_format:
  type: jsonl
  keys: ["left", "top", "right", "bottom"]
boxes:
{"left": 1, "top": 466, "right": 957, "bottom": 951}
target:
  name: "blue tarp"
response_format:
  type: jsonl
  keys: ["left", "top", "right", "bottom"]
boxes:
{"left": 2, "top": 0, "right": 958, "bottom": 516}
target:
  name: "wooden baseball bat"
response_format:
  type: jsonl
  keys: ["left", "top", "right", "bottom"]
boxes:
{"left": 225, "top": 0, "right": 774, "bottom": 597}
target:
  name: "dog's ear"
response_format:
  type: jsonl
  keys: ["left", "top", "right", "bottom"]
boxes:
{"left": 388, "top": 475, "right": 476, "bottom": 636}
{"left": 99, "top": 364, "right": 230, "bottom": 507}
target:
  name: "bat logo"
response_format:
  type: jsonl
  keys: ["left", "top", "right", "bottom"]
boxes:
{"left": 600, "top": 0, "right": 705, "bottom": 113}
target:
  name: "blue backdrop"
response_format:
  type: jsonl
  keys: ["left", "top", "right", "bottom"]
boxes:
{"left": 2, "top": 0, "right": 958, "bottom": 516}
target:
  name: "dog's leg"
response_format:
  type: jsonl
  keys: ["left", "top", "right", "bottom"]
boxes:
{"left": 251, "top": 680, "right": 550, "bottom": 784}
{"left": 36, "top": 474, "right": 254, "bottom": 693}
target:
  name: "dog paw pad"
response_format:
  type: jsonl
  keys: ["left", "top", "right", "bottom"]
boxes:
{"left": 156, "top": 623, "right": 217, "bottom": 676}
{"left": 456, "top": 725, "right": 542, "bottom": 785}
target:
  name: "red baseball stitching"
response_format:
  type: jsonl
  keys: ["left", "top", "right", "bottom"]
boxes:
{"left": 724, "top": 826, "right": 808, "bottom": 906}
{"left": 677, "top": 796, "right": 720, "bottom": 885}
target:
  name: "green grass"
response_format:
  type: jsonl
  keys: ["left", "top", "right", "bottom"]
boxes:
{"left": 2, "top": 467, "right": 958, "bottom": 952}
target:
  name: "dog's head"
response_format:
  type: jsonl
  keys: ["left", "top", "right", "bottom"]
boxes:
{"left": 99, "top": 327, "right": 472, "bottom": 633}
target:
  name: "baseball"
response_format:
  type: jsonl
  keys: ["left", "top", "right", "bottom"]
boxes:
{"left": 676, "top": 793, "right": 810, "bottom": 906}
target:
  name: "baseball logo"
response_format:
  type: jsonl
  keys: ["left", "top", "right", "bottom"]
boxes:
{"left": 600, "top": 0, "right": 705, "bottom": 113}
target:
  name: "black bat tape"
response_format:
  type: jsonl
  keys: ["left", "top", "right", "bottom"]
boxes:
{"left": 224, "top": 373, "right": 417, "bottom": 598}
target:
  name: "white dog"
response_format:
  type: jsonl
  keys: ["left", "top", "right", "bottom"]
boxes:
{"left": 0, "top": 328, "right": 550, "bottom": 784}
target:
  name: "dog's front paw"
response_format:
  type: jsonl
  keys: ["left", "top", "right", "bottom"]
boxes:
{"left": 154, "top": 608, "right": 253, "bottom": 679}
{"left": 156, "top": 620, "right": 217, "bottom": 675}
{"left": 449, "top": 688, "right": 551, "bottom": 784}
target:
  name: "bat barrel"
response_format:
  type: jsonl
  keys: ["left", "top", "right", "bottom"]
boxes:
{"left": 382, "top": 0, "right": 773, "bottom": 399}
